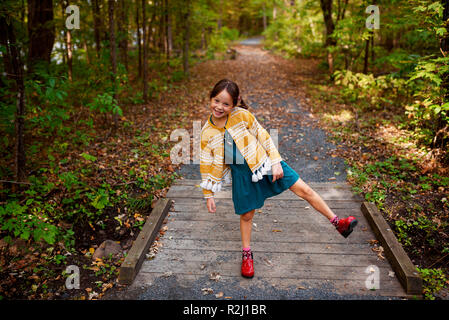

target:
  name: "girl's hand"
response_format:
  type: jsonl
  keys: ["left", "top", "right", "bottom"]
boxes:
{"left": 206, "top": 197, "right": 216, "bottom": 213}
{"left": 271, "top": 163, "right": 284, "bottom": 182}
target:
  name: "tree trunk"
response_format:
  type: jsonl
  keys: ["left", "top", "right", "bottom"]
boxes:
{"left": 136, "top": 0, "right": 142, "bottom": 78}
{"left": 363, "top": 36, "right": 369, "bottom": 74}
{"left": 27, "top": 0, "right": 55, "bottom": 72}
{"left": 262, "top": 3, "right": 267, "bottom": 31}
{"left": 319, "top": 0, "right": 336, "bottom": 74}
{"left": 0, "top": 16, "right": 27, "bottom": 183}
{"left": 217, "top": 0, "right": 222, "bottom": 31}
{"left": 183, "top": 0, "right": 191, "bottom": 77}
{"left": 92, "top": 0, "right": 102, "bottom": 55}
{"left": 142, "top": 0, "right": 148, "bottom": 102}
{"left": 165, "top": 0, "right": 172, "bottom": 61}
{"left": 157, "top": 0, "right": 165, "bottom": 60}
{"left": 62, "top": 0, "right": 73, "bottom": 81}
{"left": 108, "top": 0, "right": 118, "bottom": 129}
{"left": 441, "top": 0, "right": 449, "bottom": 97}
{"left": 83, "top": 38, "right": 90, "bottom": 64}
{"left": 118, "top": 0, "right": 128, "bottom": 71}
{"left": 319, "top": 0, "right": 336, "bottom": 47}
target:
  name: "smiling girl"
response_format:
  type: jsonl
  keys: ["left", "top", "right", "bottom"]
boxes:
{"left": 199, "top": 79, "right": 358, "bottom": 278}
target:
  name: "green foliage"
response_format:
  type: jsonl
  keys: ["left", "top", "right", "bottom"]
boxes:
{"left": 0, "top": 201, "right": 60, "bottom": 245}
{"left": 87, "top": 92, "right": 123, "bottom": 118}
{"left": 417, "top": 267, "right": 448, "bottom": 300}
{"left": 27, "top": 73, "right": 70, "bottom": 136}
{"left": 334, "top": 70, "right": 408, "bottom": 110}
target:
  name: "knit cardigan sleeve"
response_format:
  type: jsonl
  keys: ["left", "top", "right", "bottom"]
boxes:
{"left": 245, "top": 110, "right": 282, "bottom": 165}
{"left": 200, "top": 132, "right": 215, "bottom": 199}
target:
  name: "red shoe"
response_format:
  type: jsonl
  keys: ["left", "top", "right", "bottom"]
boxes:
{"left": 241, "top": 250, "right": 254, "bottom": 278}
{"left": 336, "top": 216, "right": 358, "bottom": 238}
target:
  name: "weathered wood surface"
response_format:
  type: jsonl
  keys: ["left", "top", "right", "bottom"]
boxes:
{"left": 128, "top": 179, "right": 411, "bottom": 299}
{"left": 118, "top": 198, "right": 173, "bottom": 284}
{"left": 362, "top": 202, "right": 422, "bottom": 295}
{"left": 166, "top": 183, "right": 364, "bottom": 201}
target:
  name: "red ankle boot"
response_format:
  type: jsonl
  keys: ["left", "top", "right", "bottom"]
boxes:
{"left": 336, "top": 216, "right": 358, "bottom": 238}
{"left": 241, "top": 250, "right": 254, "bottom": 278}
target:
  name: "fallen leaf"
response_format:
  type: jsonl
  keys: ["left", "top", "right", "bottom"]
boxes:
{"left": 272, "top": 229, "right": 282, "bottom": 232}
{"left": 215, "top": 292, "right": 224, "bottom": 298}
{"left": 209, "top": 272, "right": 221, "bottom": 282}
{"left": 201, "top": 288, "right": 213, "bottom": 295}
{"left": 263, "top": 258, "right": 273, "bottom": 267}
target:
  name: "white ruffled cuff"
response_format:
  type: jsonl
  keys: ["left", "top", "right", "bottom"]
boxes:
{"left": 251, "top": 157, "right": 272, "bottom": 182}
{"left": 200, "top": 179, "right": 223, "bottom": 193}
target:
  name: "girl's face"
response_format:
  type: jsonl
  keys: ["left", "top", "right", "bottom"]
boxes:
{"left": 210, "top": 89, "right": 234, "bottom": 120}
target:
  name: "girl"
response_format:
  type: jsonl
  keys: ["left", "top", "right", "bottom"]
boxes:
{"left": 200, "top": 79, "right": 358, "bottom": 278}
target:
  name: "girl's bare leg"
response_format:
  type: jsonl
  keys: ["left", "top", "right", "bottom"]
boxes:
{"left": 240, "top": 209, "right": 255, "bottom": 248}
{"left": 289, "top": 178, "right": 336, "bottom": 220}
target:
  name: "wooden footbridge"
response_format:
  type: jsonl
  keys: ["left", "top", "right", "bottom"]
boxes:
{"left": 115, "top": 178, "right": 422, "bottom": 300}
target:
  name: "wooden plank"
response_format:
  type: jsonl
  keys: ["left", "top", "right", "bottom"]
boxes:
{"left": 166, "top": 185, "right": 363, "bottom": 201}
{"left": 142, "top": 260, "right": 395, "bottom": 281}
{"left": 118, "top": 198, "right": 173, "bottom": 285}
{"left": 172, "top": 179, "right": 354, "bottom": 189}
{"left": 161, "top": 228, "right": 377, "bottom": 244}
{"left": 162, "top": 219, "right": 371, "bottom": 238}
{"left": 160, "top": 239, "right": 375, "bottom": 255}
{"left": 361, "top": 202, "right": 422, "bottom": 296}
{"left": 132, "top": 272, "right": 409, "bottom": 298}
{"left": 171, "top": 198, "right": 364, "bottom": 210}
{"left": 167, "top": 208, "right": 370, "bottom": 222}
{"left": 141, "top": 248, "right": 392, "bottom": 268}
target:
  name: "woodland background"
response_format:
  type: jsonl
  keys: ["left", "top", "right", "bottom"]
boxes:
{"left": 1, "top": 0, "right": 449, "bottom": 300}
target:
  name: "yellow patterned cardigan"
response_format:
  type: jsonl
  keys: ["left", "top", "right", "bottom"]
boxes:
{"left": 200, "top": 107, "right": 282, "bottom": 199}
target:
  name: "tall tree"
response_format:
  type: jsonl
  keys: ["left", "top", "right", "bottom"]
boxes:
{"left": 0, "top": 16, "right": 27, "bottom": 183}
{"left": 62, "top": 0, "right": 73, "bottom": 81}
{"left": 142, "top": 0, "right": 148, "bottom": 102}
{"left": 92, "top": 0, "right": 103, "bottom": 56}
{"left": 441, "top": 0, "right": 449, "bottom": 97}
{"left": 136, "top": 0, "right": 142, "bottom": 77}
{"left": 319, "top": 0, "right": 336, "bottom": 74}
{"left": 27, "top": 0, "right": 55, "bottom": 71}
{"left": 108, "top": 0, "right": 118, "bottom": 129}
{"left": 165, "top": 0, "right": 173, "bottom": 60}
{"left": 183, "top": 0, "right": 192, "bottom": 77}
{"left": 118, "top": 0, "right": 129, "bottom": 71}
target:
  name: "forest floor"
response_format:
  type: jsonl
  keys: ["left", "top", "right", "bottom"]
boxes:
{"left": 1, "top": 40, "right": 448, "bottom": 300}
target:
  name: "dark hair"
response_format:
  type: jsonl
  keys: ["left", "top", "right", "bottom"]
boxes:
{"left": 209, "top": 79, "right": 248, "bottom": 109}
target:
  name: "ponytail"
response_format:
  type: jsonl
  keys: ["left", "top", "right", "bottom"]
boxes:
{"left": 237, "top": 97, "right": 249, "bottom": 109}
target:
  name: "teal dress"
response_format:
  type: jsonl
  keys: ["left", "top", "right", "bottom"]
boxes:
{"left": 223, "top": 128, "right": 300, "bottom": 215}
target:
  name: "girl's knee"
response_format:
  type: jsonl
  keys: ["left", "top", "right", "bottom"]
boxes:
{"left": 291, "top": 180, "right": 315, "bottom": 199}
{"left": 240, "top": 210, "right": 255, "bottom": 222}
